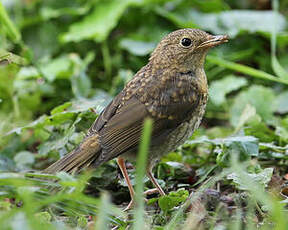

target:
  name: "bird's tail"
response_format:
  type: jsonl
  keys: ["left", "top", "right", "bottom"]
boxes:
{"left": 43, "top": 134, "right": 101, "bottom": 174}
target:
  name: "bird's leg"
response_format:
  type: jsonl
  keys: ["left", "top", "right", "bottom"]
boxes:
{"left": 117, "top": 158, "right": 166, "bottom": 210}
{"left": 146, "top": 169, "right": 166, "bottom": 196}
{"left": 117, "top": 157, "right": 135, "bottom": 211}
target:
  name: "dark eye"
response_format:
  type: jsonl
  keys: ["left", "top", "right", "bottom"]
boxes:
{"left": 181, "top": 38, "right": 192, "bottom": 47}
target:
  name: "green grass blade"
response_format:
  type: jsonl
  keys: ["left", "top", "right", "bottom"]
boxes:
{"left": 206, "top": 55, "right": 288, "bottom": 85}
{"left": 95, "top": 192, "right": 111, "bottom": 230}
{"left": 132, "top": 118, "right": 153, "bottom": 230}
{"left": 271, "top": 0, "right": 288, "bottom": 80}
{"left": 0, "top": 2, "right": 21, "bottom": 42}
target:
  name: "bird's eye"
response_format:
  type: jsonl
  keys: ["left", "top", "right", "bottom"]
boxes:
{"left": 180, "top": 38, "right": 192, "bottom": 47}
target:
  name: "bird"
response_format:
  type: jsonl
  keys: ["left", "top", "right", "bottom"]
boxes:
{"left": 44, "top": 28, "right": 228, "bottom": 209}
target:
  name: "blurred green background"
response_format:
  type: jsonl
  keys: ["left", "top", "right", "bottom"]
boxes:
{"left": 1, "top": 0, "right": 288, "bottom": 229}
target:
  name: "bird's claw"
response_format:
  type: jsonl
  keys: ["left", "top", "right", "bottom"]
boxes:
{"left": 123, "top": 188, "right": 164, "bottom": 211}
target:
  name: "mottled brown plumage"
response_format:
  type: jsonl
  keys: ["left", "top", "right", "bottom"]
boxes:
{"left": 44, "top": 28, "right": 228, "bottom": 208}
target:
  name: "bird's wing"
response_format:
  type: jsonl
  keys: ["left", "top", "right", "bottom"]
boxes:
{"left": 89, "top": 96, "right": 200, "bottom": 166}
{"left": 87, "top": 70, "right": 203, "bottom": 166}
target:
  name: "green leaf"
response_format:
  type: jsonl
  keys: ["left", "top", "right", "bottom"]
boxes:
{"left": 158, "top": 189, "right": 189, "bottom": 212}
{"left": 270, "top": 0, "right": 288, "bottom": 80}
{"left": 119, "top": 39, "right": 156, "bottom": 56}
{"left": 275, "top": 91, "right": 288, "bottom": 114}
{"left": 61, "top": 0, "right": 133, "bottom": 42}
{"left": 13, "top": 151, "right": 35, "bottom": 170}
{"left": 188, "top": 135, "right": 259, "bottom": 156}
{"left": 40, "top": 55, "right": 73, "bottom": 82}
{"left": 50, "top": 102, "right": 73, "bottom": 115}
{"left": 187, "top": 135, "right": 259, "bottom": 167}
{"left": 209, "top": 75, "right": 247, "bottom": 105}
{"left": 34, "top": 212, "right": 52, "bottom": 223}
{"left": 230, "top": 85, "right": 276, "bottom": 127}
{"left": 0, "top": 51, "right": 27, "bottom": 66}
{"left": 77, "top": 215, "right": 88, "bottom": 228}
{"left": 70, "top": 52, "right": 94, "bottom": 98}
{"left": 235, "top": 103, "right": 259, "bottom": 132}
{"left": 227, "top": 168, "right": 273, "bottom": 190}
{"left": 157, "top": 9, "right": 286, "bottom": 38}
{"left": 40, "top": 5, "right": 89, "bottom": 20}
{"left": 272, "top": 55, "right": 288, "bottom": 80}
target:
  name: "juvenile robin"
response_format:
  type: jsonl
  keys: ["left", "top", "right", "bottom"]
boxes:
{"left": 44, "top": 28, "right": 228, "bottom": 209}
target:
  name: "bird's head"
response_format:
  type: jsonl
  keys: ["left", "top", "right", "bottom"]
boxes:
{"left": 150, "top": 29, "right": 228, "bottom": 73}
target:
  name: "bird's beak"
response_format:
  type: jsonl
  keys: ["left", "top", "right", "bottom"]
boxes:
{"left": 198, "top": 35, "right": 229, "bottom": 49}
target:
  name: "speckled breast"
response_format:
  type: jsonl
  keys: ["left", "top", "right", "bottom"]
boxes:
{"left": 148, "top": 98, "right": 207, "bottom": 164}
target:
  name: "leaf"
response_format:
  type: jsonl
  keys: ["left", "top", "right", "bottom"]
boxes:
{"left": 50, "top": 102, "right": 73, "bottom": 115}
{"left": 209, "top": 75, "right": 247, "bottom": 105}
{"left": 119, "top": 39, "right": 156, "bottom": 56}
{"left": 187, "top": 135, "right": 259, "bottom": 157}
{"left": 0, "top": 51, "right": 27, "bottom": 66}
{"left": 158, "top": 189, "right": 189, "bottom": 212}
{"left": 34, "top": 212, "right": 52, "bottom": 223}
{"left": 6, "top": 89, "right": 111, "bottom": 136}
{"left": 13, "top": 151, "right": 35, "bottom": 170}
{"left": 275, "top": 125, "right": 288, "bottom": 142}
{"left": 40, "top": 55, "right": 73, "bottom": 82}
{"left": 230, "top": 85, "right": 276, "bottom": 127}
{"left": 235, "top": 103, "right": 258, "bottom": 132}
{"left": 227, "top": 168, "right": 273, "bottom": 190}
{"left": 157, "top": 8, "right": 286, "bottom": 38}
{"left": 70, "top": 52, "right": 94, "bottom": 98}
{"left": 244, "top": 121, "right": 277, "bottom": 143}
{"left": 61, "top": 0, "right": 133, "bottom": 42}
{"left": 270, "top": 0, "right": 288, "bottom": 80}
{"left": 272, "top": 55, "right": 288, "bottom": 80}
{"left": 275, "top": 91, "right": 288, "bottom": 114}
{"left": 0, "top": 2, "right": 21, "bottom": 42}
{"left": 37, "top": 115, "right": 81, "bottom": 156}
{"left": 40, "top": 5, "right": 89, "bottom": 20}
{"left": 187, "top": 135, "right": 259, "bottom": 167}
{"left": 0, "top": 155, "right": 15, "bottom": 171}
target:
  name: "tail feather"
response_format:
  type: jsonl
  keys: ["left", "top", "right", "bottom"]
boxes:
{"left": 44, "top": 134, "right": 101, "bottom": 174}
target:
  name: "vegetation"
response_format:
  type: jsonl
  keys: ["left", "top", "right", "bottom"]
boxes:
{"left": 1, "top": 0, "right": 288, "bottom": 229}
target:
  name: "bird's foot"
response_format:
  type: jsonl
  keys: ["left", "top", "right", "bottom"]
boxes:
{"left": 123, "top": 188, "right": 165, "bottom": 211}
{"left": 123, "top": 199, "right": 135, "bottom": 212}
